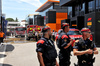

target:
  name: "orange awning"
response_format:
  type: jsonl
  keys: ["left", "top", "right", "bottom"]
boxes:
{"left": 35, "top": 0, "right": 59, "bottom": 12}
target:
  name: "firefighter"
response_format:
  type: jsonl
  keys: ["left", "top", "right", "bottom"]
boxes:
{"left": 0, "top": 31, "right": 5, "bottom": 43}
{"left": 73, "top": 28, "right": 98, "bottom": 66}
{"left": 36, "top": 26, "right": 59, "bottom": 66}
{"left": 57, "top": 23, "right": 73, "bottom": 66}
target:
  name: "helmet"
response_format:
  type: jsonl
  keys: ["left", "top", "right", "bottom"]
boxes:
{"left": 61, "top": 23, "right": 69, "bottom": 29}
{"left": 42, "top": 26, "right": 51, "bottom": 33}
{"left": 81, "top": 27, "right": 90, "bottom": 32}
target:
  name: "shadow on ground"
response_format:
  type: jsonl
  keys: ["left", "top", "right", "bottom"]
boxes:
{"left": 0, "top": 54, "right": 6, "bottom": 58}
{"left": 3, "top": 64, "right": 12, "bottom": 66}
{"left": 0, "top": 44, "right": 15, "bottom": 52}
{"left": 5, "top": 45, "right": 15, "bottom": 52}
{"left": 0, "top": 63, "right": 12, "bottom": 66}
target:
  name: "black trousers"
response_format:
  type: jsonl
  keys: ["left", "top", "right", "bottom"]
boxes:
{"left": 78, "top": 63, "right": 93, "bottom": 66}
{"left": 43, "top": 62, "right": 56, "bottom": 66}
{"left": 0, "top": 38, "right": 3, "bottom": 43}
{"left": 59, "top": 58, "right": 70, "bottom": 66}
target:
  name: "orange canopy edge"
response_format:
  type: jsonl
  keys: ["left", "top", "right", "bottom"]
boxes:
{"left": 35, "top": 0, "right": 59, "bottom": 12}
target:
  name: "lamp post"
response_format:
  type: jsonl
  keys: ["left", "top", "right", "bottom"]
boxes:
{"left": 0, "top": 0, "right": 2, "bottom": 31}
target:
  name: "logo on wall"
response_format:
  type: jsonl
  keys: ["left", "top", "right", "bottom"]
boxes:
{"left": 87, "top": 18, "right": 92, "bottom": 22}
{"left": 87, "top": 18, "right": 92, "bottom": 28}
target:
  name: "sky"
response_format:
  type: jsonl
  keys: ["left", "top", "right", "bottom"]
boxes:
{"left": 2, "top": 0, "right": 47, "bottom": 21}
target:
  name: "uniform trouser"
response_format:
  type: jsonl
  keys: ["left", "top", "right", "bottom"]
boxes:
{"left": 0, "top": 38, "right": 3, "bottom": 43}
{"left": 59, "top": 58, "right": 70, "bottom": 66}
{"left": 44, "top": 62, "right": 56, "bottom": 66}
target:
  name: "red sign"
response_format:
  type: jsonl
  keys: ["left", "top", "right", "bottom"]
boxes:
{"left": 87, "top": 18, "right": 92, "bottom": 21}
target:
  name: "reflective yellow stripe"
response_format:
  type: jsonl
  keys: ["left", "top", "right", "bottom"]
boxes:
{"left": 30, "top": 28, "right": 32, "bottom": 30}
{"left": 38, "top": 28, "right": 40, "bottom": 30}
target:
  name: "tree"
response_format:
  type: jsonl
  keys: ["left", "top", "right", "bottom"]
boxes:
{"left": 6, "top": 18, "right": 14, "bottom": 22}
{"left": 15, "top": 17, "right": 18, "bottom": 22}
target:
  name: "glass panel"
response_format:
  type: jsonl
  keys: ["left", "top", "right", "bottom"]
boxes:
{"left": 81, "top": 3, "right": 85, "bottom": 11}
{"left": 75, "top": 5, "right": 79, "bottom": 16}
{"left": 89, "top": 1, "right": 92, "bottom": 12}
{"left": 68, "top": 7, "right": 72, "bottom": 18}
{"left": 80, "top": 3, "right": 85, "bottom": 16}
{"left": 96, "top": 0, "right": 99, "bottom": 11}
{"left": 67, "top": 31, "right": 81, "bottom": 35}
{"left": 99, "top": 0, "right": 100, "bottom": 10}
{"left": 88, "top": 1, "right": 95, "bottom": 13}
{"left": 92, "top": 1, "right": 95, "bottom": 11}
{"left": 16, "top": 28, "right": 25, "bottom": 31}
{"left": 68, "top": 3, "right": 85, "bottom": 17}
{"left": 9, "top": 24, "right": 18, "bottom": 26}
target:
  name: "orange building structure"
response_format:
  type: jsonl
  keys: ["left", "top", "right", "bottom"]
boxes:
{"left": 35, "top": 0, "right": 68, "bottom": 31}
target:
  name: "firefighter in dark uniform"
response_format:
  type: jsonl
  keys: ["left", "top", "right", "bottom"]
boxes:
{"left": 57, "top": 23, "right": 73, "bottom": 66}
{"left": 73, "top": 28, "right": 98, "bottom": 66}
{"left": 36, "top": 26, "right": 59, "bottom": 66}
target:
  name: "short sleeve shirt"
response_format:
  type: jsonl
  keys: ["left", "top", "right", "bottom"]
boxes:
{"left": 73, "top": 39, "right": 96, "bottom": 51}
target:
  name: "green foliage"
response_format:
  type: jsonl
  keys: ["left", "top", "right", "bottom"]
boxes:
{"left": 6, "top": 17, "right": 19, "bottom": 22}
{"left": 6, "top": 18, "right": 14, "bottom": 22}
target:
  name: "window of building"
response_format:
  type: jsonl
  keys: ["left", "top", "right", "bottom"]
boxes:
{"left": 88, "top": 1, "right": 95, "bottom": 13}
{"left": 80, "top": 3, "right": 85, "bottom": 16}
{"left": 68, "top": 7, "right": 72, "bottom": 18}
{"left": 74, "top": 4, "right": 85, "bottom": 16}
{"left": 75, "top": 5, "right": 79, "bottom": 16}
{"left": 99, "top": 0, "right": 100, "bottom": 11}
{"left": 95, "top": 0, "right": 98, "bottom": 11}
{"left": 8, "top": 24, "right": 18, "bottom": 26}
{"left": 95, "top": 0, "right": 100, "bottom": 11}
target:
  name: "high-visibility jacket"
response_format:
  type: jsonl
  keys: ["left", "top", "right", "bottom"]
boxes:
{"left": 0, "top": 32, "right": 4, "bottom": 38}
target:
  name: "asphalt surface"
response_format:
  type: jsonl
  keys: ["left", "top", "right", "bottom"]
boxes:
{"left": 0, "top": 42, "right": 100, "bottom": 66}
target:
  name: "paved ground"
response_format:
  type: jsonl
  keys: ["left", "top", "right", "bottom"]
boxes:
{"left": 0, "top": 42, "right": 100, "bottom": 66}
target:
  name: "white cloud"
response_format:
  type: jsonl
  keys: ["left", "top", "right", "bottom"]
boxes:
{"left": 13, "top": 0, "right": 43, "bottom": 7}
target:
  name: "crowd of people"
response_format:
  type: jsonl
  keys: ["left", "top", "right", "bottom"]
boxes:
{"left": 36, "top": 23, "right": 98, "bottom": 66}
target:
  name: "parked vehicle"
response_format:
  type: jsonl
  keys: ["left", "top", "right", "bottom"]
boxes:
{"left": 56, "top": 28, "right": 82, "bottom": 47}
{"left": 26, "top": 25, "right": 41, "bottom": 40}
{"left": 15, "top": 27, "right": 26, "bottom": 37}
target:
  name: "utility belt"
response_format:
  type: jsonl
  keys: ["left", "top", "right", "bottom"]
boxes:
{"left": 79, "top": 57, "right": 95, "bottom": 64}
{"left": 74, "top": 57, "right": 95, "bottom": 66}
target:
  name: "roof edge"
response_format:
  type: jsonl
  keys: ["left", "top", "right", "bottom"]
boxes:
{"left": 35, "top": 0, "right": 59, "bottom": 12}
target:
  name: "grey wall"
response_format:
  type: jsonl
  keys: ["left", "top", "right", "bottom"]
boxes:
{"left": 85, "top": 12, "right": 100, "bottom": 46}
{"left": 60, "top": 0, "right": 71, "bottom": 6}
